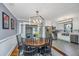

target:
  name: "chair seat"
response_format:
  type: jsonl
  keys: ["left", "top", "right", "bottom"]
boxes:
{"left": 23, "top": 46, "right": 38, "bottom": 56}
{"left": 25, "top": 48, "right": 37, "bottom": 53}
{"left": 39, "top": 46, "right": 51, "bottom": 55}
{"left": 43, "top": 46, "right": 51, "bottom": 51}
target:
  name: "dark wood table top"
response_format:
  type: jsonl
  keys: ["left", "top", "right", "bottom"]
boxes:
{"left": 25, "top": 39, "right": 49, "bottom": 47}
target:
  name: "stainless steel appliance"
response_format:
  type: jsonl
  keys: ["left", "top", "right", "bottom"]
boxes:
{"left": 70, "top": 34, "right": 79, "bottom": 44}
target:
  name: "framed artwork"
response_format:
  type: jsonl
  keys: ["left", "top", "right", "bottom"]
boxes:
{"left": 2, "top": 12, "right": 9, "bottom": 29}
{"left": 11, "top": 18, "right": 15, "bottom": 29}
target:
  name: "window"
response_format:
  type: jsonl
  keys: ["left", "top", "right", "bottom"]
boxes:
{"left": 64, "top": 23, "right": 73, "bottom": 32}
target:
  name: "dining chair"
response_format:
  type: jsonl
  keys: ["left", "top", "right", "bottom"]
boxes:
{"left": 23, "top": 46, "right": 38, "bottom": 56}
{"left": 39, "top": 38, "right": 52, "bottom": 56}
{"left": 23, "top": 40, "right": 38, "bottom": 56}
{"left": 41, "top": 45, "right": 52, "bottom": 56}
{"left": 37, "top": 39, "right": 46, "bottom": 55}
{"left": 16, "top": 34, "right": 26, "bottom": 56}
{"left": 16, "top": 34, "right": 38, "bottom": 56}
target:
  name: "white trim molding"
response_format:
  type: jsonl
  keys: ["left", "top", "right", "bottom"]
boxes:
{"left": 0, "top": 34, "right": 17, "bottom": 56}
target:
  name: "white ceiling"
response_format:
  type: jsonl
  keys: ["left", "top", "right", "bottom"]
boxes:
{"left": 4, "top": 3, "right": 79, "bottom": 23}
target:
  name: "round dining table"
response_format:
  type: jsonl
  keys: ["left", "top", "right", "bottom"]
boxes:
{"left": 24, "top": 39, "right": 52, "bottom": 56}
{"left": 24, "top": 39, "right": 49, "bottom": 47}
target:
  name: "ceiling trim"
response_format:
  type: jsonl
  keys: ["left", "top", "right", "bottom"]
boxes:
{"left": 3, "top": 3, "right": 18, "bottom": 20}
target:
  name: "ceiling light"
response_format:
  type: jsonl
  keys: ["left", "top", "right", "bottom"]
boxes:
{"left": 30, "top": 11, "right": 45, "bottom": 25}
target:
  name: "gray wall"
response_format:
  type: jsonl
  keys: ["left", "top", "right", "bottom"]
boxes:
{"left": 16, "top": 20, "right": 29, "bottom": 34}
{"left": 0, "top": 3, "right": 17, "bottom": 40}
{"left": 16, "top": 20, "right": 23, "bottom": 34}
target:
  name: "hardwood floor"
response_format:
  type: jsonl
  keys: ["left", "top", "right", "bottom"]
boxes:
{"left": 10, "top": 46, "right": 19, "bottom": 56}
{"left": 51, "top": 46, "right": 67, "bottom": 56}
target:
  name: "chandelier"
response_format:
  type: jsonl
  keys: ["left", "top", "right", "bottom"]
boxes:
{"left": 29, "top": 11, "right": 44, "bottom": 25}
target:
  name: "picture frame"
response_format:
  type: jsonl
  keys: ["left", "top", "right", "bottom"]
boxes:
{"left": 2, "top": 12, "right": 9, "bottom": 29}
{"left": 11, "top": 18, "right": 15, "bottom": 29}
